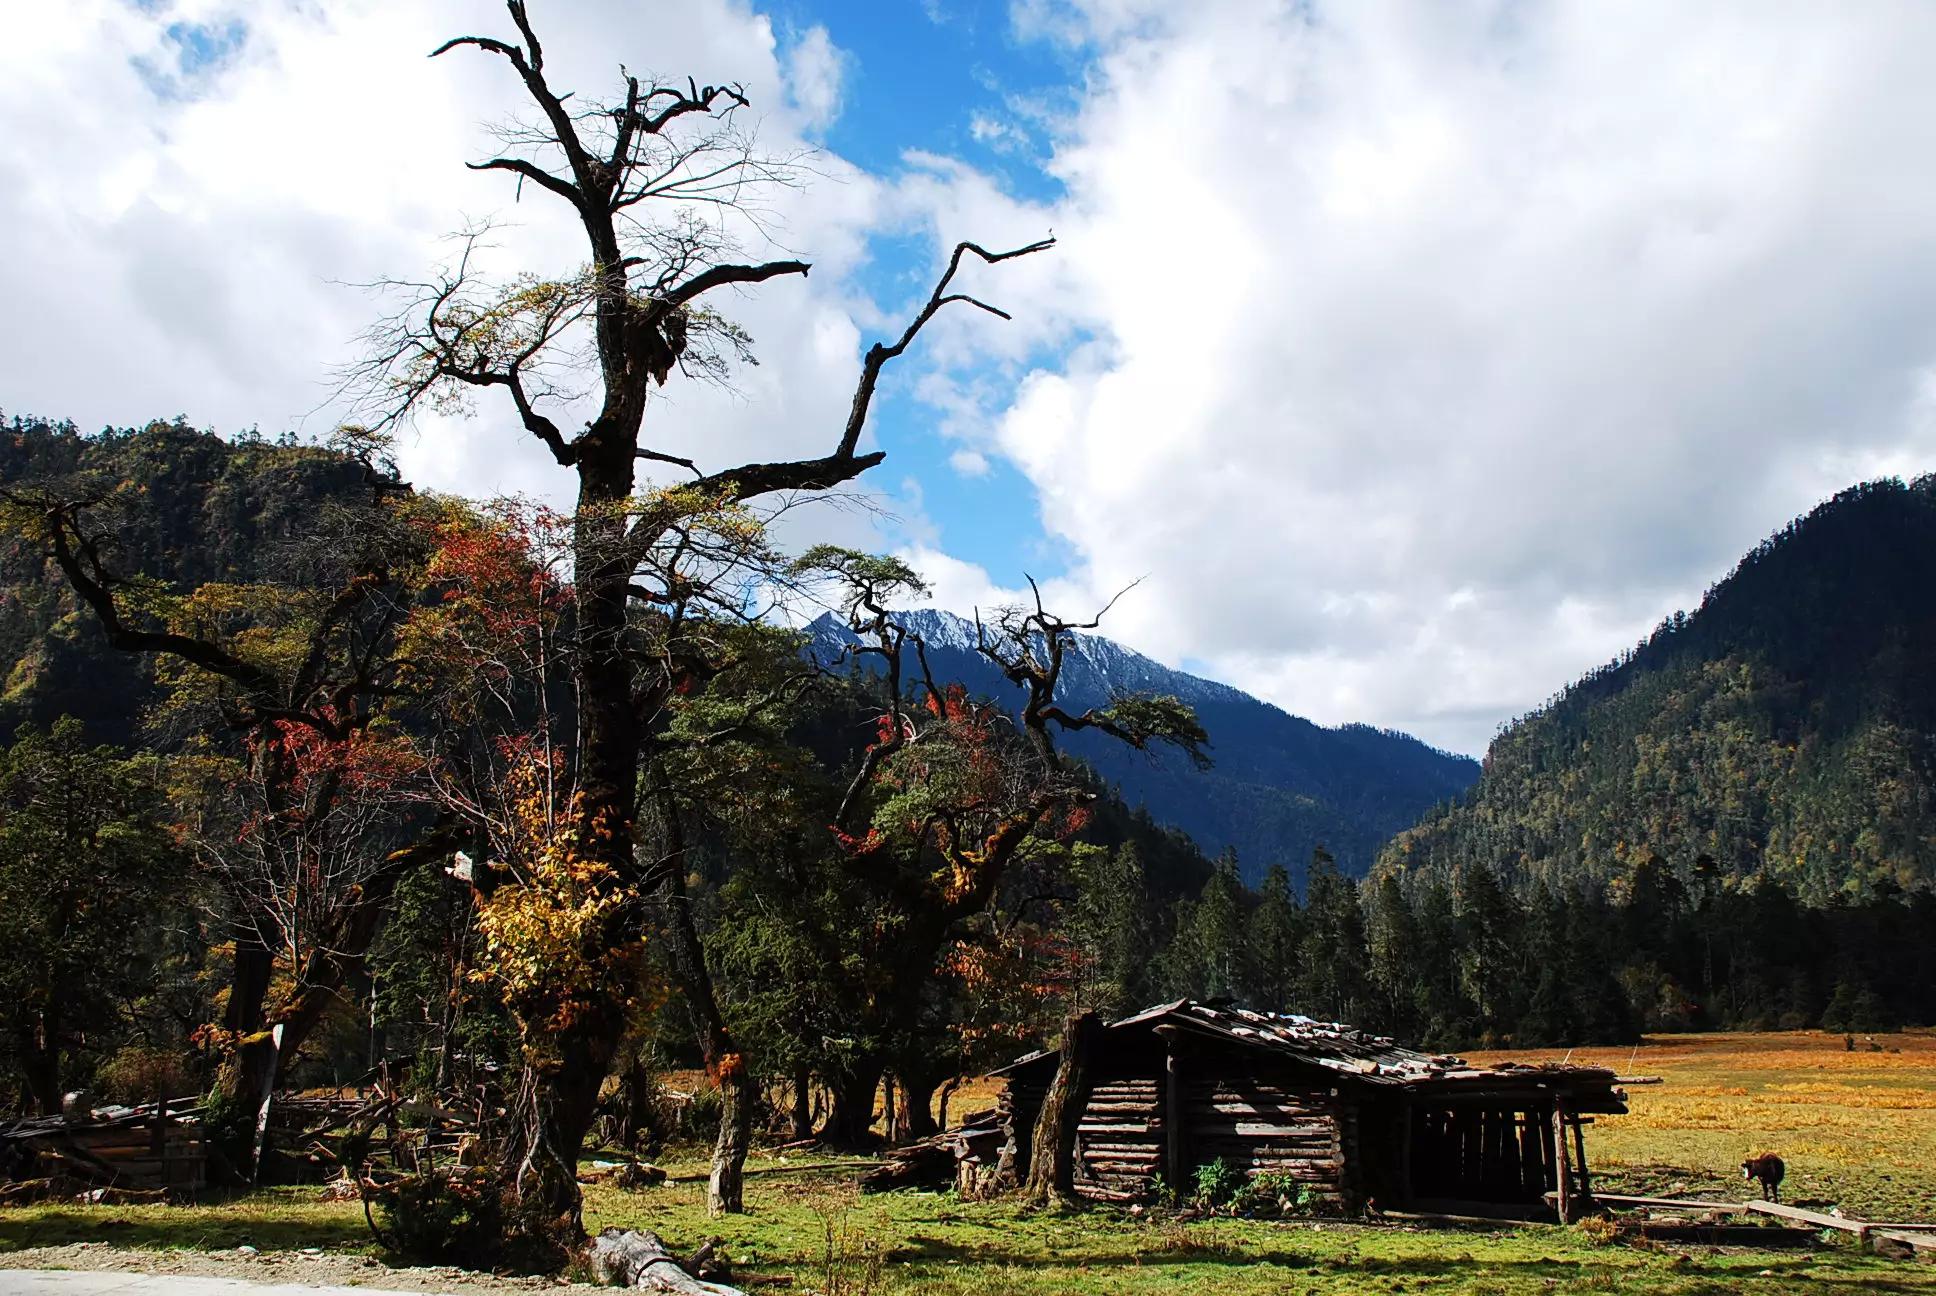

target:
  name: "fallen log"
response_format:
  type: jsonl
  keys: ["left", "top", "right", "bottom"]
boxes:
{"left": 0, "top": 1177, "right": 55, "bottom": 1203}
{"left": 860, "top": 1137, "right": 955, "bottom": 1193}
{"left": 585, "top": 1228, "right": 745, "bottom": 1294}
{"left": 666, "top": 1161, "right": 854, "bottom": 1184}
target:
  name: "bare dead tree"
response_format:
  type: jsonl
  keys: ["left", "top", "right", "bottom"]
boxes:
{"left": 348, "top": 0, "right": 1052, "bottom": 1238}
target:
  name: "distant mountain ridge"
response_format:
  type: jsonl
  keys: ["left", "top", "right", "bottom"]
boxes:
{"left": 1380, "top": 476, "right": 1936, "bottom": 898}
{"left": 806, "top": 607, "right": 1479, "bottom": 886}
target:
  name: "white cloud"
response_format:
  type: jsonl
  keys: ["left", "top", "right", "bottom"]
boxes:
{"left": 784, "top": 25, "right": 848, "bottom": 133}
{"left": 969, "top": 111, "right": 1030, "bottom": 154}
{"left": 13, "top": 0, "right": 1936, "bottom": 761}
{"left": 0, "top": 0, "right": 892, "bottom": 518}
{"left": 934, "top": 0, "right": 1936, "bottom": 753}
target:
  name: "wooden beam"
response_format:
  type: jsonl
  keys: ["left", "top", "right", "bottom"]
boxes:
{"left": 1569, "top": 1112, "right": 1592, "bottom": 1202}
{"left": 1156, "top": 1025, "right": 1185, "bottom": 1200}
{"left": 1872, "top": 1229, "right": 1936, "bottom": 1260}
{"left": 1593, "top": 1192, "right": 1747, "bottom": 1211}
{"left": 1745, "top": 1200, "right": 1872, "bottom": 1236}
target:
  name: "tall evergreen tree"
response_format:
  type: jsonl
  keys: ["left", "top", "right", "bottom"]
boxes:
{"left": 1294, "top": 847, "right": 1370, "bottom": 1022}
{"left": 1243, "top": 863, "right": 1302, "bottom": 1013}
{"left": 1163, "top": 850, "right": 1248, "bottom": 1000}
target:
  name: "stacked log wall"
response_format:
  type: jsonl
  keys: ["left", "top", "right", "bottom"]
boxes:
{"left": 1185, "top": 1065, "right": 1347, "bottom": 1208}
{"left": 999, "top": 1078, "right": 1046, "bottom": 1186}
{"left": 1072, "top": 1075, "right": 1163, "bottom": 1200}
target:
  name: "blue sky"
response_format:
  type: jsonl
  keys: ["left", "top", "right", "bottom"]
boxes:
{"left": 779, "top": 1, "right": 1081, "bottom": 595}
{"left": 8, "top": 1, "right": 1936, "bottom": 755}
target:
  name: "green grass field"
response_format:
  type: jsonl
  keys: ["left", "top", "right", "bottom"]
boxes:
{"left": 3, "top": 1031, "right": 1934, "bottom": 1294}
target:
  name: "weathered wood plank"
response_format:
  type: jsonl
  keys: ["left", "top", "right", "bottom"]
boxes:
{"left": 1593, "top": 1192, "right": 1746, "bottom": 1212}
{"left": 1872, "top": 1230, "right": 1936, "bottom": 1261}
{"left": 1745, "top": 1201, "right": 1870, "bottom": 1235}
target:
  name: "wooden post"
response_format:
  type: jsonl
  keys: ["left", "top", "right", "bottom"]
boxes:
{"left": 1551, "top": 1100, "right": 1574, "bottom": 1223}
{"left": 1570, "top": 1112, "right": 1592, "bottom": 1205}
{"left": 249, "top": 1023, "right": 283, "bottom": 1184}
{"left": 1397, "top": 1096, "right": 1414, "bottom": 1207}
{"left": 1518, "top": 1112, "right": 1541, "bottom": 1203}
{"left": 1155, "top": 1025, "right": 1185, "bottom": 1201}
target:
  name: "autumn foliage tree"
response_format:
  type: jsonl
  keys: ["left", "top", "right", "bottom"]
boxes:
{"left": 808, "top": 554, "right": 1209, "bottom": 1142}
{"left": 0, "top": 458, "right": 470, "bottom": 1161}
{"left": 348, "top": 0, "right": 1049, "bottom": 1244}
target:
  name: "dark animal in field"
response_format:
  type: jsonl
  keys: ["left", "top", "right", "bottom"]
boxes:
{"left": 1741, "top": 1153, "right": 1785, "bottom": 1202}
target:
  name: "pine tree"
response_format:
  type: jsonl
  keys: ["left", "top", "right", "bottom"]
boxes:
{"left": 1294, "top": 847, "right": 1370, "bottom": 1022}
{"left": 1244, "top": 863, "right": 1303, "bottom": 1013}
{"left": 1161, "top": 850, "right": 1248, "bottom": 1000}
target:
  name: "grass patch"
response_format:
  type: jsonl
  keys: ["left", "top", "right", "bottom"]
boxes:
{"left": 4, "top": 1032, "right": 1935, "bottom": 1293}
{"left": 1470, "top": 1029, "right": 1936, "bottom": 1221}
{"left": 0, "top": 1186, "right": 369, "bottom": 1254}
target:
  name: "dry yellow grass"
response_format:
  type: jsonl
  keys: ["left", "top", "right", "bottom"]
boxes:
{"left": 1471, "top": 1030, "right": 1936, "bottom": 1220}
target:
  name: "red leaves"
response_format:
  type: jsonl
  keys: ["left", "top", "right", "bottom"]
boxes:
{"left": 830, "top": 823, "right": 886, "bottom": 857}
{"left": 420, "top": 506, "right": 572, "bottom": 642}
{"left": 247, "top": 713, "right": 424, "bottom": 800}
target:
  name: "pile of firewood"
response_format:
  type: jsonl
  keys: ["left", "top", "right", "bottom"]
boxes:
{"left": 0, "top": 1099, "right": 206, "bottom": 1200}
{"left": 269, "top": 1090, "right": 484, "bottom": 1182}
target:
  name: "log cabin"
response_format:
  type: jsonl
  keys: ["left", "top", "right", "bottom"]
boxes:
{"left": 979, "top": 1000, "right": 1628, "bottom": 1220}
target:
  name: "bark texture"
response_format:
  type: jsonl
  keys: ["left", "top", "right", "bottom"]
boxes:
{"left": 1023, "top": 1011, "right": 1102, "bottom": 1208}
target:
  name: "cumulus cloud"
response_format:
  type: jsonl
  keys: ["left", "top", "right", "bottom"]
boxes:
{"left": 12, "top": 0, "right": 1936, "bottom": 758}
{"left": 783, "top": 25, "right": 848, "bottom": 133}
{"left": 927, "top": 0, "right": 1936, "bottom": 753}
{"left": 0, "top": 0, "right": 897, "bottom": 520}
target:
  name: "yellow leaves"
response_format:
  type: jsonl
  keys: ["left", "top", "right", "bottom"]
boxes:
{"left": 469, "top": 752, "right": 645, "bottom": 1037}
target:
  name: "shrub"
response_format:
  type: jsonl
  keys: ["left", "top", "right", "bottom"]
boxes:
{"left": 97, "top": 1046, "right": 193, "bottom": 1105}
{"left": 368, "top": 1167, "right": 568, "bottom": 1274}
{"left": 1242, "top": 1169, "right": 1315, "bottom": 1217}
{"left": 1191, "top": 1157, "right": 1243, "bottom": 1209}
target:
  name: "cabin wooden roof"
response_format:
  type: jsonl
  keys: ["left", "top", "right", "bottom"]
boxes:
{"left": 990, "top": 1000, "right": 1628, "bottom": 1108}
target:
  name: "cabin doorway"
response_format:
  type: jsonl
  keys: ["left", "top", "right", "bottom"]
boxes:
{"left": 1407, "top": 1103, "right": 1555, "bottom": 1210}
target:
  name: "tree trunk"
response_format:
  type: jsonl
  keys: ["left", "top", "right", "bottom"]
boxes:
{"left": 708, "top": 1057, "right": 753, "bottom": 1215}
{"left": 224, "top": 928, "right": 274, "bottom": 1037}
{"left": 898, "top": 1071, "right": 940, "bottom": 1141}
{"left": 642, "top": 772, "right": 751, "bottom": 1216}
{"left": 1023, "top": 1011, "right": 1102, "bottom": 1208}
{"left": 496, "top": 1027, "right": 618, "bottom": 1265}
{"left": 789, "top": 1069, "right": 814, "bottom": 1142}
{"left": 20, "top": 1024, "right": 60, "bottom": 1117}
{"left": 617, "top": 1057, "right": 656, "bottom": 1152}
{"left": 820, "top": 1059, "right": 883, "bottom": 1148}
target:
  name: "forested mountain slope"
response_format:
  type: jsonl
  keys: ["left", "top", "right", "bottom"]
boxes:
{"left": 0, "top": 415, "right": 1477, "bottom": 886}
{"left": 0, "top": 415, "right": 379, "bottom": 744}
{"left": 1381, "top": 476, "right": 1936, "bottom": 898}
{"left": 809, "top": 608, "right": 1479, "bottom": 885}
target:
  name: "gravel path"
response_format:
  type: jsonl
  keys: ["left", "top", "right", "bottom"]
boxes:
{"left": 0, "top": 1245, "right": 599, "bottom": 1296}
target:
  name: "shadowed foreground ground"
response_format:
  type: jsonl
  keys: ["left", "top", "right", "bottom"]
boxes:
{"left": 3, "top": 1032, "right": 1934, "bottom": 1294}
